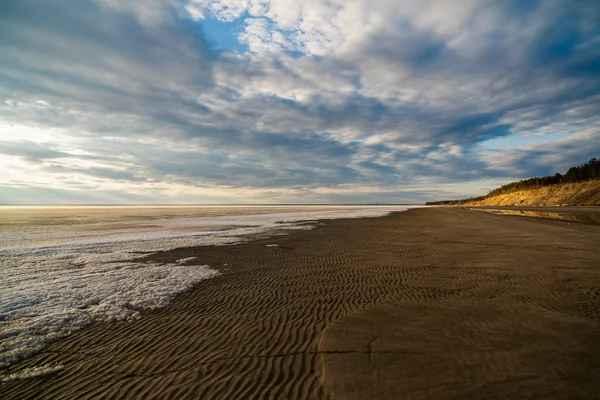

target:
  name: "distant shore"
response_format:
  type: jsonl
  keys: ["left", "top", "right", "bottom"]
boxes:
{"left": 2, "top": 208, "right": 600, "bottom": 399}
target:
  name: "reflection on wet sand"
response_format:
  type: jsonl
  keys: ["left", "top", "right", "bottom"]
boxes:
{"left": 476, "top": 208, "right": 600, "bottom": 224}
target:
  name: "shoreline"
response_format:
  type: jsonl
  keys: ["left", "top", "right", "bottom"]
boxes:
{"left": 2, "top": 208, "right": 600, "bottom": 399}
{"left": 0, "top": 206, "right": 405, "bottom": 371}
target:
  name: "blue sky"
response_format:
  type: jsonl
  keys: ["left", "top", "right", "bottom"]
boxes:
{"left": 1, "top": 0, "right": 599, "bottom": 204}
{"left": 201, "top": 14, "right": 249, "bottom": 53}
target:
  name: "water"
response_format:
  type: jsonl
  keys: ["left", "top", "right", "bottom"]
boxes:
{"left": 476, "top": 208, "right": 600, "bottom": 224}
{"left": 0, "top": 206, "right": 407, "bottom": 369}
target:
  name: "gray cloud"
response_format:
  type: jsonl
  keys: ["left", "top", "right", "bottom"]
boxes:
{"left": 0, "top": 141, "right": 71, "bottom": 162}
{"left": 1, "top": 0, "right": 599, "bottom": 203}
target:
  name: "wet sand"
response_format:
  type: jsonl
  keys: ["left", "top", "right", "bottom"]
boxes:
{"left": 465, "top": 205, "right": 600, "bottom": 225}
{"left": 465, "top": 206, "right": 600, "bottom": 214}
{"left": 2, "top": 207, "right": 600, "bottom": 399}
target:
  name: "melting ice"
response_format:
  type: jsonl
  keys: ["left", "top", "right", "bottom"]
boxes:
{"left": 0, "top": 207, "right": 401, "bottom": 369}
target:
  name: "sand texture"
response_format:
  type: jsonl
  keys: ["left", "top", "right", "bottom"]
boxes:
{"left": 2, "top": 208, "right": 600, "bottom": 399}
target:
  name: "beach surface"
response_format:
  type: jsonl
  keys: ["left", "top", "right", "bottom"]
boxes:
{"left": 2, "top": 207, "right": 600, "bottom": 399}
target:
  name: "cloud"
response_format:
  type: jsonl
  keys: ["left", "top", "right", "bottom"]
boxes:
{"left": 0, "top": 141, "right": 71, "bottom": 162}
{"left": 0, "top": 0, "right": 599, "bottom": 203}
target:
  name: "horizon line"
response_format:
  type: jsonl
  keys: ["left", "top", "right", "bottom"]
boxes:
{"left": 0, "top": 203, "right": 424, "bottom": 207}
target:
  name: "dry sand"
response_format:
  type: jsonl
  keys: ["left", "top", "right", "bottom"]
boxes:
{"left": 2, "top": 207, "right": 600, "bottom": 399}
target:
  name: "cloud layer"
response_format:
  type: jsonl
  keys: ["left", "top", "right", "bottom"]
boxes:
{"left": 1, "top": 0, "right": 599, "bottom": 203}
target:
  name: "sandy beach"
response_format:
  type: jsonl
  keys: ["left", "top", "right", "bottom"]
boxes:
{"left": 2, "top": 207, "right": 600, "bottom": 399}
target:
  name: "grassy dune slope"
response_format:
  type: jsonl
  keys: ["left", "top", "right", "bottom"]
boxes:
{"left": 465, "top": 181, "right": 600, "bottom": 206}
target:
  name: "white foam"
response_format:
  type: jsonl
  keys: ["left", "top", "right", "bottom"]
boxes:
{"left": 0, "top": 207, "right": 403, "bottom": 368}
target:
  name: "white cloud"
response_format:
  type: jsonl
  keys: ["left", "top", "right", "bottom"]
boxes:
{"left": 0, "top": 0, "right": 599, "bottom": 204}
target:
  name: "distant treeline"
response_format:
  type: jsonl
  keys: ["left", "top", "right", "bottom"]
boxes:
{"left": 426, "top": 158, "right": 600, "bottom": 205}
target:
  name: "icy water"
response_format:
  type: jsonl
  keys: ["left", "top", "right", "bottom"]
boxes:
{"left": 0, "top": 206, "right": 409, "bottom": 369}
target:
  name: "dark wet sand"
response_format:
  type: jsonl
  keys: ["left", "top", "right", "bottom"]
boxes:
{"left": 466, "top": 206, "right": 600, "bottom": 214}
{"left": 466, "top": 205, "right": 600, "bottom": 224}
{"left": 2, "top": 207, "right": 600, "bottom": 399}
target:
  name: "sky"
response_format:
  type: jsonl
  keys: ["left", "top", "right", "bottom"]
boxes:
{"left": 1, "top": 0, "right": 599, "bottom": 204}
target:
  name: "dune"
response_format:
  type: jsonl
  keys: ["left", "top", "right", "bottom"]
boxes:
{"left": 465, "top": 181, "right": 600, "bottom": 206}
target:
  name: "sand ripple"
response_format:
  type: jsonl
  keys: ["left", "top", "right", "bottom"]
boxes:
{"left": 2, "top": 208, "right": 600, "bottom": 399}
